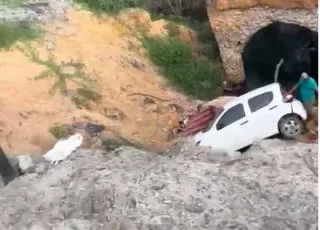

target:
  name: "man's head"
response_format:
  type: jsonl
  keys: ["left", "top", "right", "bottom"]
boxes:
{"left": 301, "top": 72, "right": 309, "bottom": 80}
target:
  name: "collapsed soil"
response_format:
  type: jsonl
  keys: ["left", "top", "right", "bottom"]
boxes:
{"left": 0, "top": 9, "right": 196, "bottom": 155}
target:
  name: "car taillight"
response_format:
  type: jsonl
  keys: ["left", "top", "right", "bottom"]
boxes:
{"left": 283, "top": 93, "right": 294, "bottom": 102}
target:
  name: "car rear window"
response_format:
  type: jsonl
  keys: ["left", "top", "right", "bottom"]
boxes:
{"left": 248, "top": 91, "right": 273, "bottom": 113}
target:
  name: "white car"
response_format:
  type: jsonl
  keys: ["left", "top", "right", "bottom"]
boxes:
{"left": 193, "top": 83, "right": 307, "bottom": 152}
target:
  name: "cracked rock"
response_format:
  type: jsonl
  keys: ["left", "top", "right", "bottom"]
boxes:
{"left": 143, "top": 215, "right": 175, "bottom": 230}
{"left": 184, "top": 197, "right": 206, "bottom": 213}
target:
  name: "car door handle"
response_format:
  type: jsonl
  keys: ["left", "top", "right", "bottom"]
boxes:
{"left": 269, "top": 105, "right": 278, "bottom": 110}
{"left": 240, "top": 121, "right": 248, "bottom": 125}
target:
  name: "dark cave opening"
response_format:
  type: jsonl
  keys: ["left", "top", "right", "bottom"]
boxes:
{"left": 242, "top": 22, "right": 318, "bottom": 92}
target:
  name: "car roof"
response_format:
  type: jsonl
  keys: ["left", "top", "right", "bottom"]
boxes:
{"left": 224, "top": 83, "right": 280, "bottom": 108}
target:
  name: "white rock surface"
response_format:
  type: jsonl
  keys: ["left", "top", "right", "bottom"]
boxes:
{"left": 0, "top": 138, "right": 317, "bottom": 229}
{"left": 16, "top": 155, "right": 34, "bottom": 172}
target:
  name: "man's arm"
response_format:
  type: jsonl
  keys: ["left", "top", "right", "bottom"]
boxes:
{"left": 289, "top": 82, "right": 300, "bottom": 94}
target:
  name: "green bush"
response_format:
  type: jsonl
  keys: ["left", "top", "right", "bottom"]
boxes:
{"left": 142, "top": 35, "right": 222, "bottom": 100}
{"left": 49, "top": 124, "right": 69, "bottom": 139}
{"left": 151, "top": 15, "right": 221, "bottom": 61}
{"left": 73, "top": 0, "right": 145, "bottom": 13}
{"left": 189, "top": 21, "right": 221, "bottom": 61}
{"left": 0, "top": 21, "right": 39, "bottom": 50}
{"left": 1, "top": 0, "right": 28, "bottom": 7}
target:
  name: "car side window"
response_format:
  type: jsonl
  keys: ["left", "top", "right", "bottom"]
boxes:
{"left": 248, "top": 91, "right": 274, "bottom": 113}
{"left": 216, "top": 104, "right": 245, "bottom": 130}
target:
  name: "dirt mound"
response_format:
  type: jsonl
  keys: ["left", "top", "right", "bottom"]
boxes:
{"left": 0, "top": 9, "right": 201, "bottom": 155}
{"left": 0, "top": 139, "right": 317, "bottom": 229}
{"left": 117, "top": 8, "right": 199, "bottom": 45}
{"left": 297, "top": 105, "right": 318, "bottom": 143}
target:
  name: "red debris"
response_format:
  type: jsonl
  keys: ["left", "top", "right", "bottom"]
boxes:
{"left": 177, "top": 96, "right": 236, "bottom": 137}
{"left": 179, "top": 106, "right": 218, "bottom": 137}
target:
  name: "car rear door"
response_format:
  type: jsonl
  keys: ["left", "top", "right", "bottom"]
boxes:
{"left": 196, "top": 103, "right": 252, "bottom": 152}
{"left": 246, "top": 91, "right": 281, "bottom": 139}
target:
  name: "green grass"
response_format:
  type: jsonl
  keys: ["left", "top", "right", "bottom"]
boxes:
{"left": 76, "top": 88, "right": 102, "bottom": 102}
{"left": 72, "top": 87, "right": 102, "bottom": 108}
{"left": 1, "top": 0, "right": 28, "bottom": 7}
{"left": 190, "top": 21, "right": 221, "bottom": 61}
{"left": 49, "top": 123, "right": 69, "bottom": 139}
{"left": 150, "top": 14, "right": 221, "bottom": 61}
{"left": 73, "top": 0, "right": 145, "bottom": 14}
{"left": 0, "top": 21, "right": 40, "bottom": 50}
{"left": 141, "top": 22, "right": 222, "bottom": 100}
{"left": 102, "top": 138, "right": 143, "bottom": 151}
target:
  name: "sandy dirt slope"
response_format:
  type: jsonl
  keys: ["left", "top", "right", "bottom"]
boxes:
{"left": 0, "top": 9, "right": 197, "bottom": 155}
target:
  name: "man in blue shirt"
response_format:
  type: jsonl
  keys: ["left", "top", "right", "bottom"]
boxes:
{"left": 289, "top": 72, "right": 318, "bottom": 119}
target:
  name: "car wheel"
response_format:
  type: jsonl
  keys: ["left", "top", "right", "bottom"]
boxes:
{"left": 239, "top": 145, "right": 252, "bottom": 153}
{"left": 279, "top": 115, "right": 303, "bottom": 139}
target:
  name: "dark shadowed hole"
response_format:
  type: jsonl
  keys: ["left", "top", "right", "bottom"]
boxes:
{"left": 242, "top": 21, "right": 318, "bottom": 92}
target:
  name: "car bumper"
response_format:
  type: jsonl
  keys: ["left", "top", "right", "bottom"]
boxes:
{"left": 291, "top": 100, "right": 307, "bottom": 120}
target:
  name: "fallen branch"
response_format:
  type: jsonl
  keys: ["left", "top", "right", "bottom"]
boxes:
{"left": 127, "top": 93, "right": 172, "bottom": 102}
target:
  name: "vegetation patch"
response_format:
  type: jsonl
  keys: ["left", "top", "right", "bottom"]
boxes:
{"left": 17, "top": 44, "right": 101, "bottom": 108}
{"left": 73, "top": 0, "right": 145, "bottom": 14}
{"left": 189, "top": 21, "right": 221, "bottom": 61}
{"left": 72, "top": 87, "right": 102, "bottom": 108}
{"left": 76, "top": 87, "right": 102, "bottom": 102}
{"left": 141, "top": 23, "right": 222, "bottom": 100}
{"left": 1, "top": 0, "right": 28, "bottom": 7}
{"left": 49, "top": 123, "right": 69, "bottom": 139}
{"left": 150, "top": 14, "right": 221, "bottom": 61}
{"left": 0, "top": 21, "right": 40, "bottom": 50}
{"left": 102, "top": 138, "right": 143, "bottom": 151}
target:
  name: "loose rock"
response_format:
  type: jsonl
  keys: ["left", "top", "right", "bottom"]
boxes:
{"left": 0, "top": 139, "right": 317, "bottom": 229}
{"left": 104, "top": 108, "right": 126, "bottom": 120}
{"left": 184, "top": 197, "right": 206, "bottom": 213}
{"left": 144, "top": 215, "right": 175, "bottom": 230}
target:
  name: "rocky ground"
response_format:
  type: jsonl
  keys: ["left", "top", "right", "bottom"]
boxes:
{"left": 0, "top": 0, "right": 71, "bottom": 22}
{"left": 0, "top": 138, "right": 317, "bottom": 230}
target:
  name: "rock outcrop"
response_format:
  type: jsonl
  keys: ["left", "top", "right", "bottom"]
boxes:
{"left": 0, "top": 139, "right": 317, "bottom": 229}
{"left": 215, "top": 0, "right": 318, "bottom": 10}
{"left": 207, "top": 0, "right": 318, "bottom": 83}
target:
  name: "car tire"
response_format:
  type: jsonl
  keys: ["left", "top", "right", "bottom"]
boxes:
{"left": 278, "top": 115, "right": 303, "bottom": 139}
{"left": 239, "top": 145, "right": 252, "bottom": 153}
